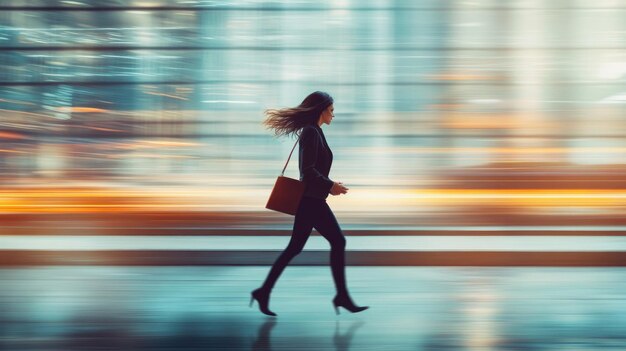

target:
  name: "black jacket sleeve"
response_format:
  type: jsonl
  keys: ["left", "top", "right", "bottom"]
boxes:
{"left": 300, "top": 127, "right": 334, "bottom": 195}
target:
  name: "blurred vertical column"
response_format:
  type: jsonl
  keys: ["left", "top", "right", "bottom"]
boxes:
{"left": 508, "top": 3, "right": 554, "bottom": 163}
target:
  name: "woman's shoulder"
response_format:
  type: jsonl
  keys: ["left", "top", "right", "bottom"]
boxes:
{"left": 300, "top": 125, "right": 321, "bottom": 139}
{"left": 301, "top": 124, "right": 318, "bottom": 131}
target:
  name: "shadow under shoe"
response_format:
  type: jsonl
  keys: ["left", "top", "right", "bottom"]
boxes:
{"left": 250, "top": 288, "right": 277, "bottom": 317}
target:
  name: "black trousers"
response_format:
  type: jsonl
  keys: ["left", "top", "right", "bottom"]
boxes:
{"left": 261, "top": 196, "right": 348, "bottom": 296}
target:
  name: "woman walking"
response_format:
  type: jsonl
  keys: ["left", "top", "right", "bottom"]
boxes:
{"left": 251, "top": 91, "right": 368, "bottom": 316}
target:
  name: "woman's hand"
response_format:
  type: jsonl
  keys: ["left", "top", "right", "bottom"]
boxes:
{"left": 330, "top": 181, "right": 349, "bottom": 196}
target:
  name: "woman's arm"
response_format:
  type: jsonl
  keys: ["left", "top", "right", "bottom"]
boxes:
{"left": 299, "top": 127, "right": 334, "bottom": 194}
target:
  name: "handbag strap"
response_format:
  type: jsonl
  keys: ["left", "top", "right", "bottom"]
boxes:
{"left": 281, "top": 131, "right": 302, "bottom": 176}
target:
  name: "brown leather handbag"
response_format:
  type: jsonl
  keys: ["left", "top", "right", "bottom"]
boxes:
{"left": 265, "top": 133, "right": 305, "bottom": 215}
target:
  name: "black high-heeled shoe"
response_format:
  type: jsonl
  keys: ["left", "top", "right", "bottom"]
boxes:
{"left": 250, "top": 288, "right": 277, "bottom": 316}
{"left": 332, "top": 295, "right": 369, "bottom": 315}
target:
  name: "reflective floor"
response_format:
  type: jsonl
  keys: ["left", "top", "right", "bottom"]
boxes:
{"left": 0, "top": 266, "right": 624, "bottom": 350}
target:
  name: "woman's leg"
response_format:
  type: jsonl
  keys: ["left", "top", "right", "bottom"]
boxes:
{"left": 312, "top": 200, "right": 348, "bottom": 297}
{"left": 259, "top": 197, "right": 316, "bottom": 292}
{"left": 314, "top": 201, "right": 368, "bottom": 314}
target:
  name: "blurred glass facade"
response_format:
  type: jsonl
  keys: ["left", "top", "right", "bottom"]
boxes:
{"left": 0, "top": 0, "right": 624, "bottom": 227}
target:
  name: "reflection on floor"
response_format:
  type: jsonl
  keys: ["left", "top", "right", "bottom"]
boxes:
{"left": 0, "top": 266, "right": 624, "bottom": 350}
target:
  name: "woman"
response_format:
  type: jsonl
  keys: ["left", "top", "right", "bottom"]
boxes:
{"left": 250, "top": 91, "right": 368, "bottom": 316}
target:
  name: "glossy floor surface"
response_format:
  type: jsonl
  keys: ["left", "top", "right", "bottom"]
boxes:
{"left": 0, "top": 266, "right": 625, "bottom": 350}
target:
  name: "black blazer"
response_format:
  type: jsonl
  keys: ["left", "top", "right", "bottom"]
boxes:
{"left": 298, "top": 124, "right": 334, "bottom": 200}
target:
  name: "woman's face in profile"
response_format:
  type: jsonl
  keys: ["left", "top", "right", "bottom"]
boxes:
{"left": 319, "top": 104, "right": 335, "bottom": 126}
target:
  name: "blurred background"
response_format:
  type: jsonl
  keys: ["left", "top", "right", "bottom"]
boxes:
{"left": 0, "top": 0, "right": 624, "bottom": 239}
{"left": 0, "top": 1, "right": 625, "bottom": 350}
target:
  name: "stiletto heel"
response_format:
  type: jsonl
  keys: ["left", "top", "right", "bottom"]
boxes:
{"left": 332, "top": 295, "right": 368, "bottom": 315}
{"left": 251, "top": 288, "right": 277, "bottom": 317}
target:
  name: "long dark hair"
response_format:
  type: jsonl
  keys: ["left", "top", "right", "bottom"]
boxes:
{"left": 263, "top": 91, "right": 334, "bottom": 138}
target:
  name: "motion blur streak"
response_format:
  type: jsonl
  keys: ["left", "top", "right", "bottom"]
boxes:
{"left": 0, "top": 1, "right": 625, "bottom": 350}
